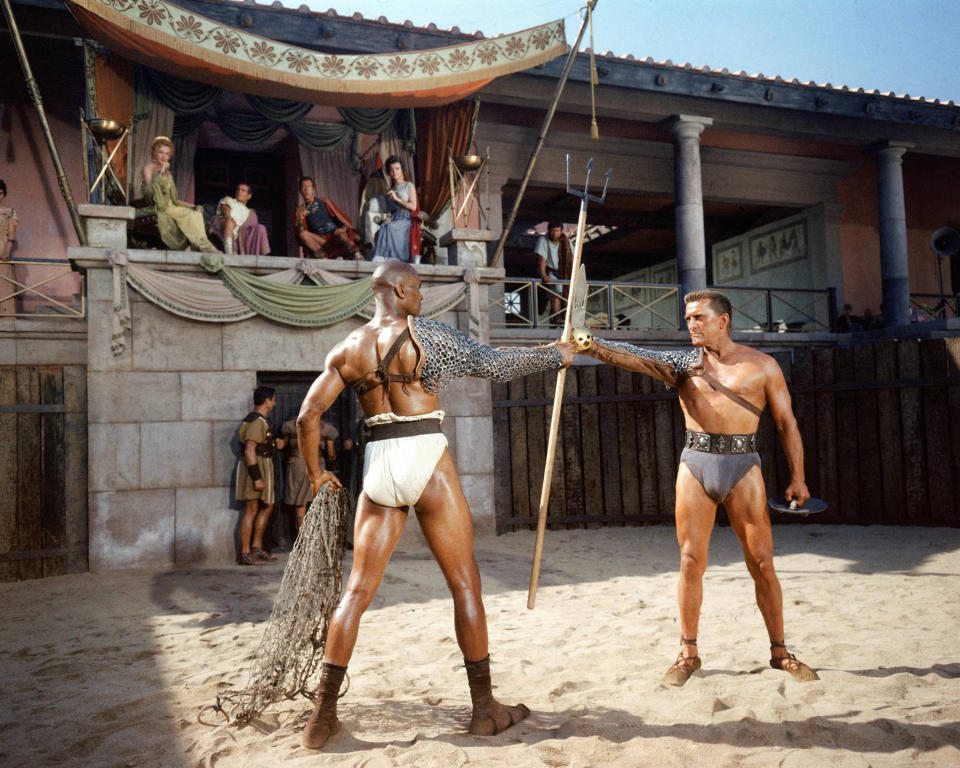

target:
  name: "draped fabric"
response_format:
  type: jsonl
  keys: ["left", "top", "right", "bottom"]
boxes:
{"left": 287, "top": 121, "right": 353, "bottom": 153}
{"left": 131, "top": 68, "right": 175, "bottom": 199}
{"left": 106, "top": 251, "right": 469, "bottom": 353}
{"left": 415, "top": 101, "right": 474, "bottom": 220}
{"left": 248, "top": 96, "right": 313, "bottom": 124}
{"left": 338, "top": 107, "right": 396, "bottom": 135}
{"left": 172, "top": 129, "right": 199, "bottom": 202}
{"left": 200, "top": 253, "right": 374, "bottom": 327}
{"left": 92, "top": 49, "right": 135, "bottom": 193}
{"left": 66, "top": 0, "right": 567, "bottom": 107}
{"left": 298, "top": 142, "right": 361, "bottom": 226}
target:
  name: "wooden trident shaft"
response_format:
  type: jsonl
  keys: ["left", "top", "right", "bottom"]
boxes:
{"left": 527, "top": 156, "right": 611, "bottom": 609}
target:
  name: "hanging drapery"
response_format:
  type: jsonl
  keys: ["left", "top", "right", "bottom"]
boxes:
{"left": 65, "top": 0, "right": 567, "bottom": 107}
{"left": 130, "top": 67, "right": 174, "bottom": 199}
{"left": 415, "top": 100, "right": 474, "bottom": 220}
{"left": 105, "top": 251, "right": 470, "bottom": 355}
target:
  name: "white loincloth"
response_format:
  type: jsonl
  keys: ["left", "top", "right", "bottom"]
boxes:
{"left": 362, "top": 411, "right": 447, "bottom": 508}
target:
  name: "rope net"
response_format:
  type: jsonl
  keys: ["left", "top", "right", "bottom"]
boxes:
{"left": 225, "top": 487, "right": 348, "bottom": 724}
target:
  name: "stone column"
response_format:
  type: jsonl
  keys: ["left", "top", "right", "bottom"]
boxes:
{"left": 668, "top": 115, "right": 713, "bottom": 300}
{"left": 875, "top": 142, "right": 914, "bottom": 327}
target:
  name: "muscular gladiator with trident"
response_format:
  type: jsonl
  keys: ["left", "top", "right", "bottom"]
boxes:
{"left": 296, "top": 261, "right": 575, "bottom": 748}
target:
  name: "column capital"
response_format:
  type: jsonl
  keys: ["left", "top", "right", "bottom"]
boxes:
{"left": 873, "top": 141, "right": 915, "bottom": 162}
{"left": 665, "top": 114, "right": 714, "bottom": 141}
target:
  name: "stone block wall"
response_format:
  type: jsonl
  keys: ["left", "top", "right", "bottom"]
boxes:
{"left": 76, "top": 243, "right": 502, "bottom": 570}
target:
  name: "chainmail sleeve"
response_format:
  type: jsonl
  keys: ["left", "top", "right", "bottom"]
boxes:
{"left": 413, "top": 316, "right": 563, "bottom": 393}
{"left": 589, "top": 337, "right": 702, "bottom": 388}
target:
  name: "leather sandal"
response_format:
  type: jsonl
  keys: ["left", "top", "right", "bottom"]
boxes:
{"left": 252, "top": 547, "right": 277, "bottom": 561}
{"left": 663, "top": 637, "right": 701, "bottom": 686}
{"left": 769, "top": 641, "right": 819, "bottom": 682}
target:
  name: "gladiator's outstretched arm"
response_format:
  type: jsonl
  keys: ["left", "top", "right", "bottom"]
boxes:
{"left": 412, "top": 316, "right": 564, "bottom": 392}
{"left": 574, "top": 329, "right": 701, "bottom": 388}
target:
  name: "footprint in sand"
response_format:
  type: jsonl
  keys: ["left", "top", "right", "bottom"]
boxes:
{"left": 538, "top": 744, "right": 571, "bottom": 766}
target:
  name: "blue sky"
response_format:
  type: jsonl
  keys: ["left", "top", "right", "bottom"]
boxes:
{"left": 303, "top": 0, "right": 960, "bottom": 102}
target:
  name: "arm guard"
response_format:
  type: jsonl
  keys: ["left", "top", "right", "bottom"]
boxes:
{"left": 413, "top": 316, "right": 563, "bottom": 393}
{"left": 589, "top": 338, "right": 702, "bottom": 388}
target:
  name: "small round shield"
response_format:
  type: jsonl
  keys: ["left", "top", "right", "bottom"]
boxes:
{"left": 768, "top": 495, "right": 828, "bottom": 517}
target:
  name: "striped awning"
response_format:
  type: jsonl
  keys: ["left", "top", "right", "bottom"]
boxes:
{"left": 66, "top": 0, "right": 568, "bottom": 107}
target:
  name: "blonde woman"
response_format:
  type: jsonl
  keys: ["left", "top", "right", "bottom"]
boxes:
{"left": 140, "top": 136, "right": 218, "bottom": 253}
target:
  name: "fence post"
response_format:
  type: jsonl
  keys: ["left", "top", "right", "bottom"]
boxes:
{"left": 765, "top": 289, "right": 774, "bottom": 332}
{"left": 828, "top": 286, "right": 837, "bottom": 331}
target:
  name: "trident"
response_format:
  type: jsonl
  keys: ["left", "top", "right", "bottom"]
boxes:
{"left": 527, "top": 155, "right": 611, "bottom": 609}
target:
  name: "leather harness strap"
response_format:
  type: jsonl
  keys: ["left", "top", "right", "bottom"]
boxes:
{"left": 349, "top": 327, "right": 417, "bottom": 395}
{"left": 695, "top": 370, "right": 763, "bottom": 418}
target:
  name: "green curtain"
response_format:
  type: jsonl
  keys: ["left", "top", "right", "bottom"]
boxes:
{"left": 246, "top": 95, "right": 313, "bottom": 124}
{"left": 213, "top": 111, "right": 282, "bottom": 145}
{"left": 142, "top": 67, "right": 220, "bottom": 115}
{"left": 287, "top": 120, "right": 354, "bottom": 152}
{"left": 200, "top": 253, "right": 374, "bottom": 327}
{"left": 338, "top": 107, "right": 396, "bottom": 135}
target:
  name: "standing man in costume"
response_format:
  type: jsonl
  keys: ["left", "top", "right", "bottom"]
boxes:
{"left": 296, "top": 261, "right": 575, "bottom": 748}
{"left": 295, "top": 176, "right": 362, "bottom": 260}
{"left": 534, "top": 221, "right": 573, "bottom": 324}
{"left": 576, "top": 289, "right": 818, "bottom": 686}
{"left": 235, "top": 386, "right": 286, "bottom": 566}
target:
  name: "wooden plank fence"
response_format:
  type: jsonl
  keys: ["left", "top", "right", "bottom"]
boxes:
{"left": 0, "top": 365, "right": 87, "bottom": 582}
{"left": 492, "top": 337, "right": 960, "bottom": 532}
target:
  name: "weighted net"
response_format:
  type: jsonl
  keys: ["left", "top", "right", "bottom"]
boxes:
{"left": 216, "top": 487, "right": 348, "bottom": 724}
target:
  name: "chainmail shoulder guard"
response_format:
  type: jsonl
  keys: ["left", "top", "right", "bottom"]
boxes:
{"left": 592, "top": 338, "right": 702, "bottom": 386}
{"left": 413, "top": 316, "right": 563, "bottom": 393}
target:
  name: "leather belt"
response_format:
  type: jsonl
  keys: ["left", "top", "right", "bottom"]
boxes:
{"left": 367, "top": 419, "right": 442, "bottom": 442}
{"left": 684, "top": 430, "right": 758, "bottom": 454}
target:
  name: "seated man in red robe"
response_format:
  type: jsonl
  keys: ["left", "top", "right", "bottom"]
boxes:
{"left": 295, "top": 176, "right": 362, "bottom": 260}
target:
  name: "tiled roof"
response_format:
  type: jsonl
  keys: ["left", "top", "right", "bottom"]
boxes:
{"left": 588, "top": 49, "right": 957, "bottom": 108}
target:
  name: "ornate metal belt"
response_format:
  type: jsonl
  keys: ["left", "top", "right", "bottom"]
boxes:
{"left": 684, "top": 430, "right": 758, "bottom": 454}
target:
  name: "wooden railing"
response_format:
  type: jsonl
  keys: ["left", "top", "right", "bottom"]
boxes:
{"left": 0, "top": 258, "right": 85, "bottom": 318}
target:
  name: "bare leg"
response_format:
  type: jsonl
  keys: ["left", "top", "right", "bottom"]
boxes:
{"left": 240, "top": 499, "right": 259, "bottom": 555}
{"left": 330, "top": 226, "right": 361, "bottom": 259}
{"left": 665, "top": 463, "right": 716, "bottom": 685}
{"left": 223, "top": 217, "right": 236, "bottom": 253}
{"left": 302, "top": 493, "right": 406, "bottom": 749}
{"left": 415, "top": 449, "right": 529, "bottom": 735}
{"left": 323, "top": 493, "right": 408, "bottom": 666}
{"left": 250, "top": 503, "right": 274, "bottom": 552}
{"left": 725, "top": 467, "right": 817, "bottom": 681}
{"left": 299, "top": 230, "right": 327, "bottom": 257}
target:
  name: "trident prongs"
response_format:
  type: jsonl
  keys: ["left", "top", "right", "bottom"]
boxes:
{"left": 566, "top": 154, "right": 613, "bottom": 204}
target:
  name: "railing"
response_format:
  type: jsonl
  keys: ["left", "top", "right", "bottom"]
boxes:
{"left": 0, "top": 258, "right": 85, "bottom": 319}
{"left": 488, "top": 278, "right": 836, "bottom": 333}
{"left": 909, "top": 293, "right": 960, "bottom": 321}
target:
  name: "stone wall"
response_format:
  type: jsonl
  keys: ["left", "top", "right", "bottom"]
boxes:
{"left": 72, "top": 212, "right": 503, "bottom": 570}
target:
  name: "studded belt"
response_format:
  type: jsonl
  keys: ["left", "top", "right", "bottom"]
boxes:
{"left": 684, "top": 430, "right": 758, "bottom": 454}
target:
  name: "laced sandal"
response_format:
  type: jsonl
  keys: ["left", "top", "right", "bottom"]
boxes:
{"left": 663, "top": 637, "right": 701, "bottom": 687}
{"left": 237, "top": 552, "right": 264, "bottom": 566}
{"left": 769, "top": 641, "right": 819, "bottom": 682}
{"left": 252, "top": 547, "right": 277, "bottom": 561}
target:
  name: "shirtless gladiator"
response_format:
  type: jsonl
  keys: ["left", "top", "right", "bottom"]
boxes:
{"left": 577, "top": 289, "right": 818, "bottom": 686}
{"left": 296, "top": 261, "right": 575, "bottom": 748}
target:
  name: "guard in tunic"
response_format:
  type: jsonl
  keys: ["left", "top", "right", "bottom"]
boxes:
{"left": 281, "top": 416, "right": 339, "bottom": 530}
{"left": 573, "top": 289, "right": 818, "bottom": 686}
{"left": 235, "top": 386, "right": 286, "bottom": 566}
{"left": 295, "top": 260, "right": 575, "bottom": 749}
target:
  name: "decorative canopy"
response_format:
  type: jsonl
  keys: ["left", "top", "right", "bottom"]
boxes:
{"left": 66, "top": 0, "right": 568, "bottom": 107}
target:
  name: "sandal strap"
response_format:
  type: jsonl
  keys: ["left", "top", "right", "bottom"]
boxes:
{"left": 770, "top": 640, "right": 787, "bottom": 648}
{"left": 680, "top": 637, "right": 697, "bottom": 645}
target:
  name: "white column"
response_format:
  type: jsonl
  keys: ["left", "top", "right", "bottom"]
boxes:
{"left": 667, "top": 115, "right": 713, "bottom": 299}
{"left": 875, "top": 142, "right": 913, "bottom": 327}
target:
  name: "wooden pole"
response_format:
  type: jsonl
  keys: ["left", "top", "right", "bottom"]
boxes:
{"left": 526, "top": 198, "right": 589, "bottom": 609}
{"left": 490, "top": 0, "right": 597, "bottom": 268}
{"left": 1, "top": 0, "right": 87, "bottom": 246}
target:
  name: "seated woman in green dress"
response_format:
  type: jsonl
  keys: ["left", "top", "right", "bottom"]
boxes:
{"left": 140, "top": 136, "right": 218, "bottom": 253}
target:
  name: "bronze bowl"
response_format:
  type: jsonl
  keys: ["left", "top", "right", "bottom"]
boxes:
{"left": 87, "top": 118, "right": 126, "bottom": 141}
{"left": 455, "top": 154, "right": 484, "bottom": 172}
